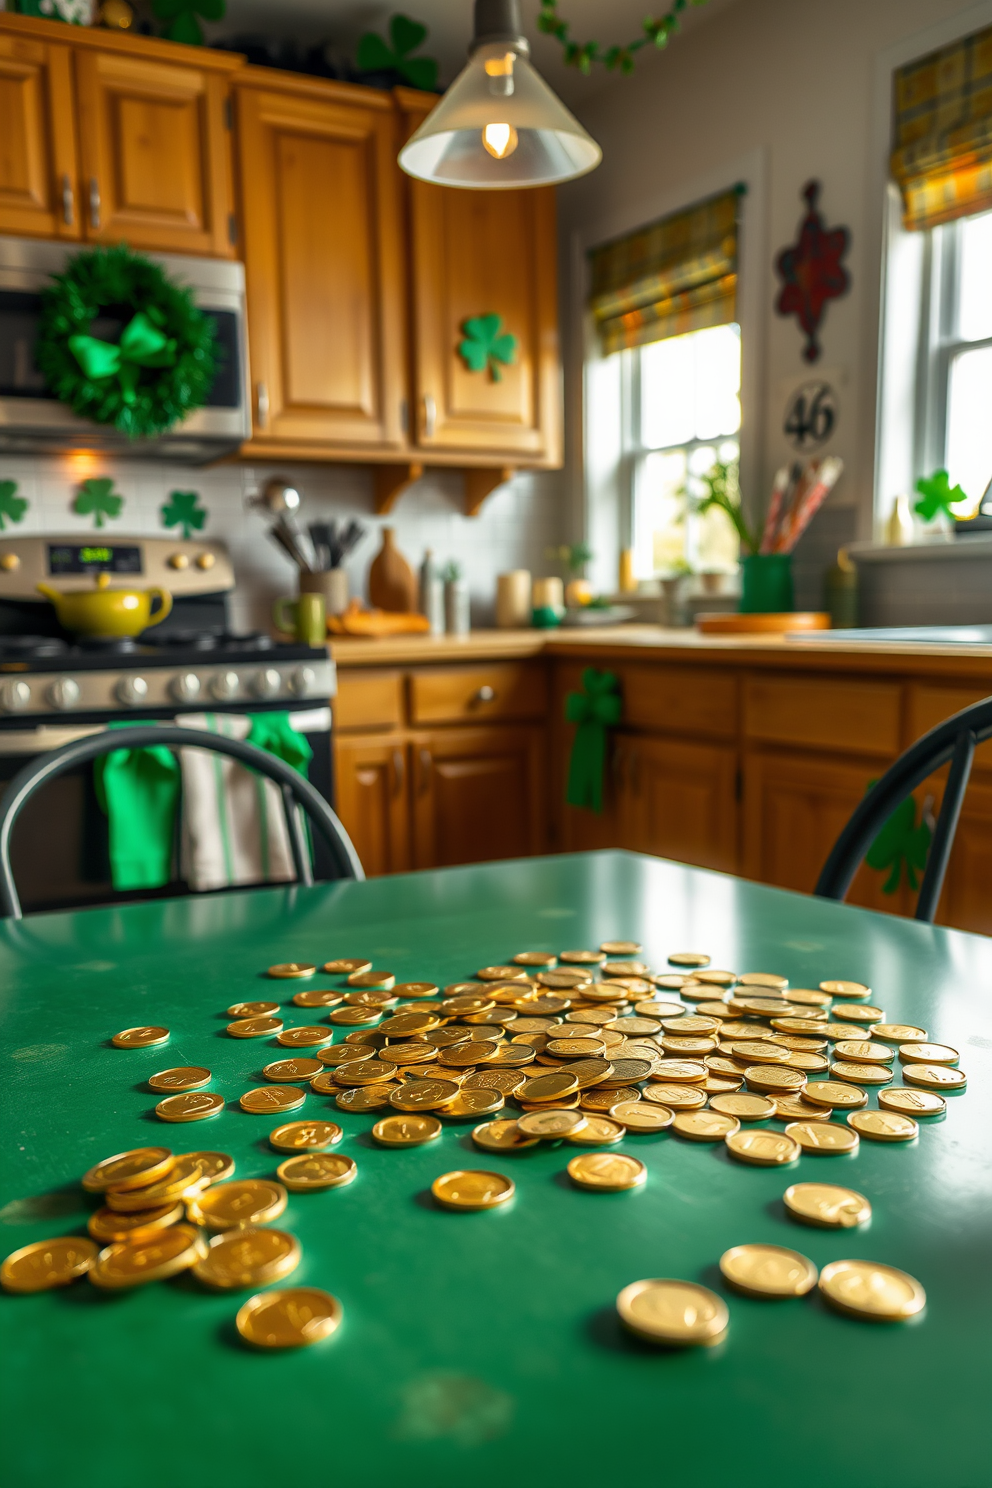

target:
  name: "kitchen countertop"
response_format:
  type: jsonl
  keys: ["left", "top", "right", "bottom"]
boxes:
{"left": 328, "top": 625, "right": 992, "bottom": 677}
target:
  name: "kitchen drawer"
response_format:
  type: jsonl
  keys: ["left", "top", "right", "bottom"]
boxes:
{"left": 744, "top": 675, "right": 901, "bottom": 756}
{"left": 334, "top": 670, "right": 404, "bottom": 731}
{"left": 620, "top": 664, "right": 737, "bottom": 738}
{"left": 409, "top": 663, "right": 547, "bottom": 725}
{"left": 908, "top": 684, "right": 992, "bottom": 773}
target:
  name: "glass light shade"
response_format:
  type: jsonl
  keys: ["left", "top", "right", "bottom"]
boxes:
{"left": 399, "top": 41, "right": 602, "bottom": 189}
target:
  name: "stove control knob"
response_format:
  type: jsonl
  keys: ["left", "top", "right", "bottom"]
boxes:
{"left": 0, "top": 553, "right": 20, "bottom": 572}
{"left": 196, "top": 552, "right": 215, "bottom": 571}
{"left": 0, "top": 679, "right": 31, "bottom": 712}
{"left": 168, "top": 553, "right": 190, "bottom": 570}
{"left": 115, "top": 676, "right": 148, "bottom": 707}
{"left": 288, "top": 666, "right": 316, "bottom": 698}
{"left": 47, "top": 677, "right": 80, "bottom": 710}
{"left": 170, "top": 672, "right": 201, "bottom": 703}
{"left": 251, "top": 668, "right": 282, "bottom": 699}
{"left": 209, "top": 670, "right": 240, "bottom": 701}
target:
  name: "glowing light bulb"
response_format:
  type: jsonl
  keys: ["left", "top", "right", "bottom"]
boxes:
{"left": 482, "top": 122, "right": 518, "bottom": 160}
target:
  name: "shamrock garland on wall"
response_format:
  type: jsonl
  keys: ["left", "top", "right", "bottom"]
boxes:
{"left": 74, "top": 478, "right": 124, "bottom": 530}
{"left": 0, "top": 481, "right": 28, "bottom": 531}
{"left": 162, "top": 490, "right": 207, "bottom": 539}
{"left": 537, "top": 0, "right": 710, "bottom": 74}
{"left": 458, "top": 316, "right": 518, "bottom": 382}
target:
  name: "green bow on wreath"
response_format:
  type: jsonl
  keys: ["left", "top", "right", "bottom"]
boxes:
{"left": 565, "top": 668, "right": 622, "bottom": 813}
{"left": 69, "top": 311, "right": 177, "bottom": 406}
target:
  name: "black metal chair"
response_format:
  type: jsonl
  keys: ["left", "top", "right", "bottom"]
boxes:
{"left": 0, "top": 725, "right": 364, "bottom": 920}
{"left": 815, "top": 695, "right": 992, "bottom": 923}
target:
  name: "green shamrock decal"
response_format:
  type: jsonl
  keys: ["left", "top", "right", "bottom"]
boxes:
{"left": 356, "top": 14, "right": 438, "bottom": 90}
{"left": 865, "top": 783, "right": 932, "bottom": 894}
{"left": 914, "top": 469, "right": 968, "bottom": 523}
{"left": 0, "top": 480, "right": 28, "bottom": 531}
{"left": 458, "top": 316, "right": 518, "bottom": 382}
{"left": 74, "top": 477, "right": 124, "bottom": 530}
{"left": 151, "top": 0, "right": 224, "bottom": 47}
{"left": 161, "top": 490, "right": 207, "bottom": 540}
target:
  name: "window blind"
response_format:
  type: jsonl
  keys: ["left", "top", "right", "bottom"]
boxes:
{"left": 891, "top": 25, "right": 992, "bottom": 230}
{"left": 588, "top": 187, "right": 743, "bottom": 357}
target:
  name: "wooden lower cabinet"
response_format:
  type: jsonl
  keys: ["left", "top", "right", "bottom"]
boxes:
{"left": 410, "top": 726, "right": 545, "bottom": 870}
{"left": 617, "top": 732, "right": 738, "bottom": 872}
{"left": 334, "top": 734, "right": 410, "bottom": 878}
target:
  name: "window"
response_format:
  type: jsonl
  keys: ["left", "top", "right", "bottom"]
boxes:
{"left": 626, "top": 322, "right": 742, "bottom": 577}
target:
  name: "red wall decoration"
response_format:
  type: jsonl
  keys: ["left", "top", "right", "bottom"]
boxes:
{"left": 775, "top": 181, "right": 850, "bottom": 362}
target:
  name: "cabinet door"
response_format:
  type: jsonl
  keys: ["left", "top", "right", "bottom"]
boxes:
{"left": 401, "top": 93, "right": 560, "bottom": 462}
{"left": 236, "top": 80, "right": 406, "bottom": 450}
{"left": 743, "top": 749, "right": 911, "bottom": 916}
{"left": 0, "top": 30, "right": 78, "bottom": 239}
{"left": 618, "top": 733, "right": 738, "bottom": 872}
{"left": 74, "top": 46, "right": 233, "bottom": 255}
{"left": 411, "top": 726, "right": 545, "bottom": 869}
{"left": 334, "top": 735, "right": 410, "bottom": 878}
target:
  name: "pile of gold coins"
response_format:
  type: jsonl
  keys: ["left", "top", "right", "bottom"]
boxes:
{"left": 2, "top": 943, "right": 964, "bottom": 1348}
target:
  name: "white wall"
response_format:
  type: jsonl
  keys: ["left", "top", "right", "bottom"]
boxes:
{"left": 558, "top": 0, "right": 991, "bottom": 604}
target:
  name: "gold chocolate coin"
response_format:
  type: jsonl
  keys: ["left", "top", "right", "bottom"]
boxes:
{"left": 516, "top": 1108, "right": 588, "bottom": 1138}
{"left": 317, "top": 1043, "right": 375, "bottom": 1066}
{"left": 477, "top": 965, "right": 530, "bottom": 982}
{"left": 276, "top": 1153, "right": 356, "bottom": 1190}
{"left": 2, "top": 1236, "right": 99, "bottom": 1293}
{"left": 567, "top": 1152, "right": 646, "bottom": 1191}
{"left": 227, "top": 1001, "right": 280, "bottom": 1017}
{"left": 380, "top": 1011, "right": 441, "bottom": 1037}
{"left": 431, "top": 1170, "right": 515, "bottom": 1210}
{"left": 902, "top": 1062, "right": 966, "bottom": 1090}
{"left": 818, "top": 1259, "right": 925, "bottom": 1320}
{"left": 673, "top": 1110, "right": 739, "bottom": 1142}
{"left": 878, "top": 1086, "right": 946, "bottom": 1117}
{"left": 708, "top": 1093, "right": 776, "bottom": 1121}
{"left": 610, "top": 1100, "right": 673, "bottom": 1133}
{"left": 240, "top": 1085, "right": 306, "bottom": 1114}
{"left": 328, "top": 1007, "right": 380, "bottom": 1027}
{"left": 834, "top": 1040, "right": 895, "bottom": 1063}
{"left": 782, "top": 987, "right": 832, "bottom": 1007}
{"left": 731, "top": 1040, "right": 790, "bottom": 1064}
{"left": 322, "top": 958, "right": 371, "bottom": 975}
{"left": 334, "top": 1059, "right": 398, "bottom": 1087}
{"left": 227, "top": 1016, "right": 283, "bottom": 1038}
{"left": 898, "top": 1042, "right": 958, "bottom": 1065}
{"left": 847, "top": 1110, "right": 918, "bottom": 1142}
{"left": 389, "top": 1080, "right": 460, "bottom": 1111}
{"left": 89, "top": 1224, "right": 206, "bottom": 1288}
{"left": 112, "top": 1025, "right": 169, "bottom": 1049}
{"left": 739, "top": 972, "right": 787, "bottom": 989}
{"left": 188, "top": 1179, "right": 288, "bottom": 1229}
{"left": 277, "top": 1025, "right": 333, "bottom": 1048}
{"left": 829, "top": 1061, "right": 894, "bottom": 1086}
{"left": 519, "top": 1071, "right": 579, "bottom": 1103}
{"left": 439, "top": 1088, "right": 505, "bottom": 1120}
{"left": 600, "top": 941, "right": 642, "bottom": 955}
{"left": 81, "top": 1146, "right": 173, "bottom": 1193}
{"left": 293, "top": 989, "right": 344, "bottom": 1008}
{"left": 744, "top": 1065, "right": 807, "bottom": 1094}
{"left": 771, "top": 1094, "right": 833, "bottom": 1122}
{"left": 668, "top": 952, "right": 710, "bottom": 967}
{"left": 617, "top": 1278, "right": 727, "bottom": 1346}
{"left": 719, "top": 1243, "right": 818, "bottom": 1298}
{"left": 267, "top": 962, "right": 316, "bottom": 979}
{"left": 462, "top": 1068, "right": 527, "bottom": 1095}
{"left": 783, "top": 1181, "right": 871, "bottom": 1228}
{"left": 819, "top": 979, "right": 870, "bottom": 998}
{"left": 236, "top": 1287, "right": 342, "bottom": 1347}
{"left": 88, "top": 1203, "right": 184, "bottom": 1244}
{"left": 155, "top": 1091, "right": 225, "bottom": 1123}
{"left": 873, "top": 1023, "right": 928, "bottom": 1043}
{"left": 726, "top": 1129, "right": 800, "bottom": 1166}
{"left": 105, "top": 1154, "right": 203, "bottom": 1211}
{"left": 802, "top": 1081, "right": 869, "bottom": 1110}
{"left": 785, "top": 1120, "right": 859, "bottom": 1155}
{"left": 642, "top": 1083, "right": 706, "bottom": 1110}
{"left": 263, "top": 1057, "right": 323, "bottom": 1082}
{"left": 193, "top": 1226, "right": 300, "bottom": 1289}
{"left": 536, "top": 968, "right": 590, "bottom": 989}
{"left": 186, "top": 1151, "right": 234, "bottom": 1182}
{"left": 148, "top": 1066, "right": 211, "bottom": 1093}
{"left": 560, "top": 949, "right": 606, "bottom": 965}
{"left": 372, "top": 1114, "right": 442, "bottom": 1146}
{"left": 336, "top": 1085, "right": 396, "bottom": 1112}
{"left": 269, "top": 1120, "right": 342, "bottom": 1152}
{"left": 582, "top": 1085, "right": 640, "bottom": 1111}
{"left": 566, "top": 1114, "right": 625, "bottom": 1146}
{"left": 395, "top": 981, "right": 441, "bottom": 999}
{"left": 472, "top": 1119, "right": 539, "bottom": 1152}
{"left": 513, "top": 951, "right": 557, "bottom": 966}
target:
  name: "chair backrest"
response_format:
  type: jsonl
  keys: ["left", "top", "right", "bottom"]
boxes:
{"left": 815, "top": 695, "right": 992, "bottom": 922}
{"left": 0, "top": 724, "right": 364, "bottom": 920}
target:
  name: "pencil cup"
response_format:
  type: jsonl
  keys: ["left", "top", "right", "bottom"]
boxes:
{"left": 740, "top": 555, "right": 794, "bottom": 614}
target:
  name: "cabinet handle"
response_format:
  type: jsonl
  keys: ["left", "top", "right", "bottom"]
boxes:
{"left": 391, "top": 748, "right": 405, "bottom": 796}
{"left": 256, "top": 381, "right": 269, "bottom": 429}
{"left": 88, "top": 178, "right": 101, "bottom": 229}
{"left": 471, "top": 685, "right": 496, "bottom": 706}
{"left": 399, "top": 398, "right": 408, "bottom": 435}
{"left": 422, "top": 394, "right": 436, "bottom": 438}
{"left": 61, "top": 174, "right": 74, "bottom": 226}
{"left": 418, "top": 747, "right": 432, "bottom": 795}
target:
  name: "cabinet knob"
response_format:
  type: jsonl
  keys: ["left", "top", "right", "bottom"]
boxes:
{"left": 422, "top": 394, "right": 436, "bottom": 439}
{"left": 256, "top": 382, "right": 269, "bottom": 429}
{"left": 472, "top": 685, "right": 496, "bottom": 705}
{"left": 61, "top": 174, "right": 74, "bottom": 227}
{"left": 89, "top": 178, "right": 101, "bottom": 230}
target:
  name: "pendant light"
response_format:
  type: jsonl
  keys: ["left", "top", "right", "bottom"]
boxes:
{"left": 398, "top": 0, "right": 602, "bottom": 189}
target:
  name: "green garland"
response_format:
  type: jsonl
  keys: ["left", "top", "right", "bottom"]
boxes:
{"left": 537, "top": 0, "right": 710, "bottom": 74}
{"left": 36, "top": 245, "right": 218, "bottom": 440}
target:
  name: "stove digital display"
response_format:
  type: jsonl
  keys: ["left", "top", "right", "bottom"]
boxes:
{"left": 47, "top": 544, "right": 143, "bottom": 575}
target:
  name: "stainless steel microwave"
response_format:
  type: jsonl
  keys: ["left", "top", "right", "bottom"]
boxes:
{"left": 0, "top": 235, "right": 251, "bottom": 464}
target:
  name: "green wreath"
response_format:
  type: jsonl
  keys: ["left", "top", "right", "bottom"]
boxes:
{"left": 36, "top": 245, "right": 218, "bottom": 440}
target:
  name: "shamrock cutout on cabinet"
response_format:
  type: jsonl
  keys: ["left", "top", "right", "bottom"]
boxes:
{"left": 74, "top": 477, "right": 124, "bottom": 529}
{"left": 162, "top": 490, "right": 207, "bottom": 540}
{"left": 458, "top": 316, "right": 518, "bottom": 382}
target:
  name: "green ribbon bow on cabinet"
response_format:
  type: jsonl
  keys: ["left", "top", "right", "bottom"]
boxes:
{"left": 565, "top": 667, "right": 622, "bottom": 813}
{"left": 69, "top": 311, "right": 177, "bottom": 405}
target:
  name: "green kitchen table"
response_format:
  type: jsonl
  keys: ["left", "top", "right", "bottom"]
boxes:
{"left": 1, "top": 851, "right": 990, "bottom": 1488}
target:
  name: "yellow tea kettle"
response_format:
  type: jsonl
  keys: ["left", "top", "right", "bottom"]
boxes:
{"left": 37, "top": 571, "right": 173, "bottom": 639}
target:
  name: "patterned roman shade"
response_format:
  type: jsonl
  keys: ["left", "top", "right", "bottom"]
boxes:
{"left": 891, "top": 25, "right": 992, "bottom": 230}
{"left": 588, "top": 187, "right": 743, "bottom": 356}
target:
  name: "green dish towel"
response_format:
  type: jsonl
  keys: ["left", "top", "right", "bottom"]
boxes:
{"left": 95, "top": 713, "right": 313, "bottom": 891}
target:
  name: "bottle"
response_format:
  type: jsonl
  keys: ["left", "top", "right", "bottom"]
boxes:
{"left": 419, "top": 549, "right": 444, "bottom": 636}
{"left": 368, "top": 526, "right": 417, "bottom": 612}
{"left": 884, "top": 495, "right": 915, "bottom": 546}
{"left": 442, "top": 562, "right": 470, "bottom": 635}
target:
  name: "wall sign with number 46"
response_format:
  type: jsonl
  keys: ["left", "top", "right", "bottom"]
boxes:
{"left": 783, "top": 380, "right": 837, "bottom": 450}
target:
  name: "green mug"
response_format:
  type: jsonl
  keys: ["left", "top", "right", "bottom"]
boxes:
{"left": 273, "top": 592, "right": 326, "bottom": 646}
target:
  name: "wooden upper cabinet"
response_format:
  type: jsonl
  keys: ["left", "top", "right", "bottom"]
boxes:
{"left": 0, "top": 28, "right": 79, "bottom": 240}
{"left": 235, "top": 73, "right": 407, "bottom": 450}
{"left": 398, "top": 91, "right": 562, "bottom": 465}
{"left": 74, "top": 44, "right": 235, "bottom": 256}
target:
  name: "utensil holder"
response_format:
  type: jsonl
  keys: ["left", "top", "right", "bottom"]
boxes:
{"left": 740, "top": 554, "right": 794, "bottom": 614}
{"left": 300, "top": 568, "right": 349, "bottom": 617}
